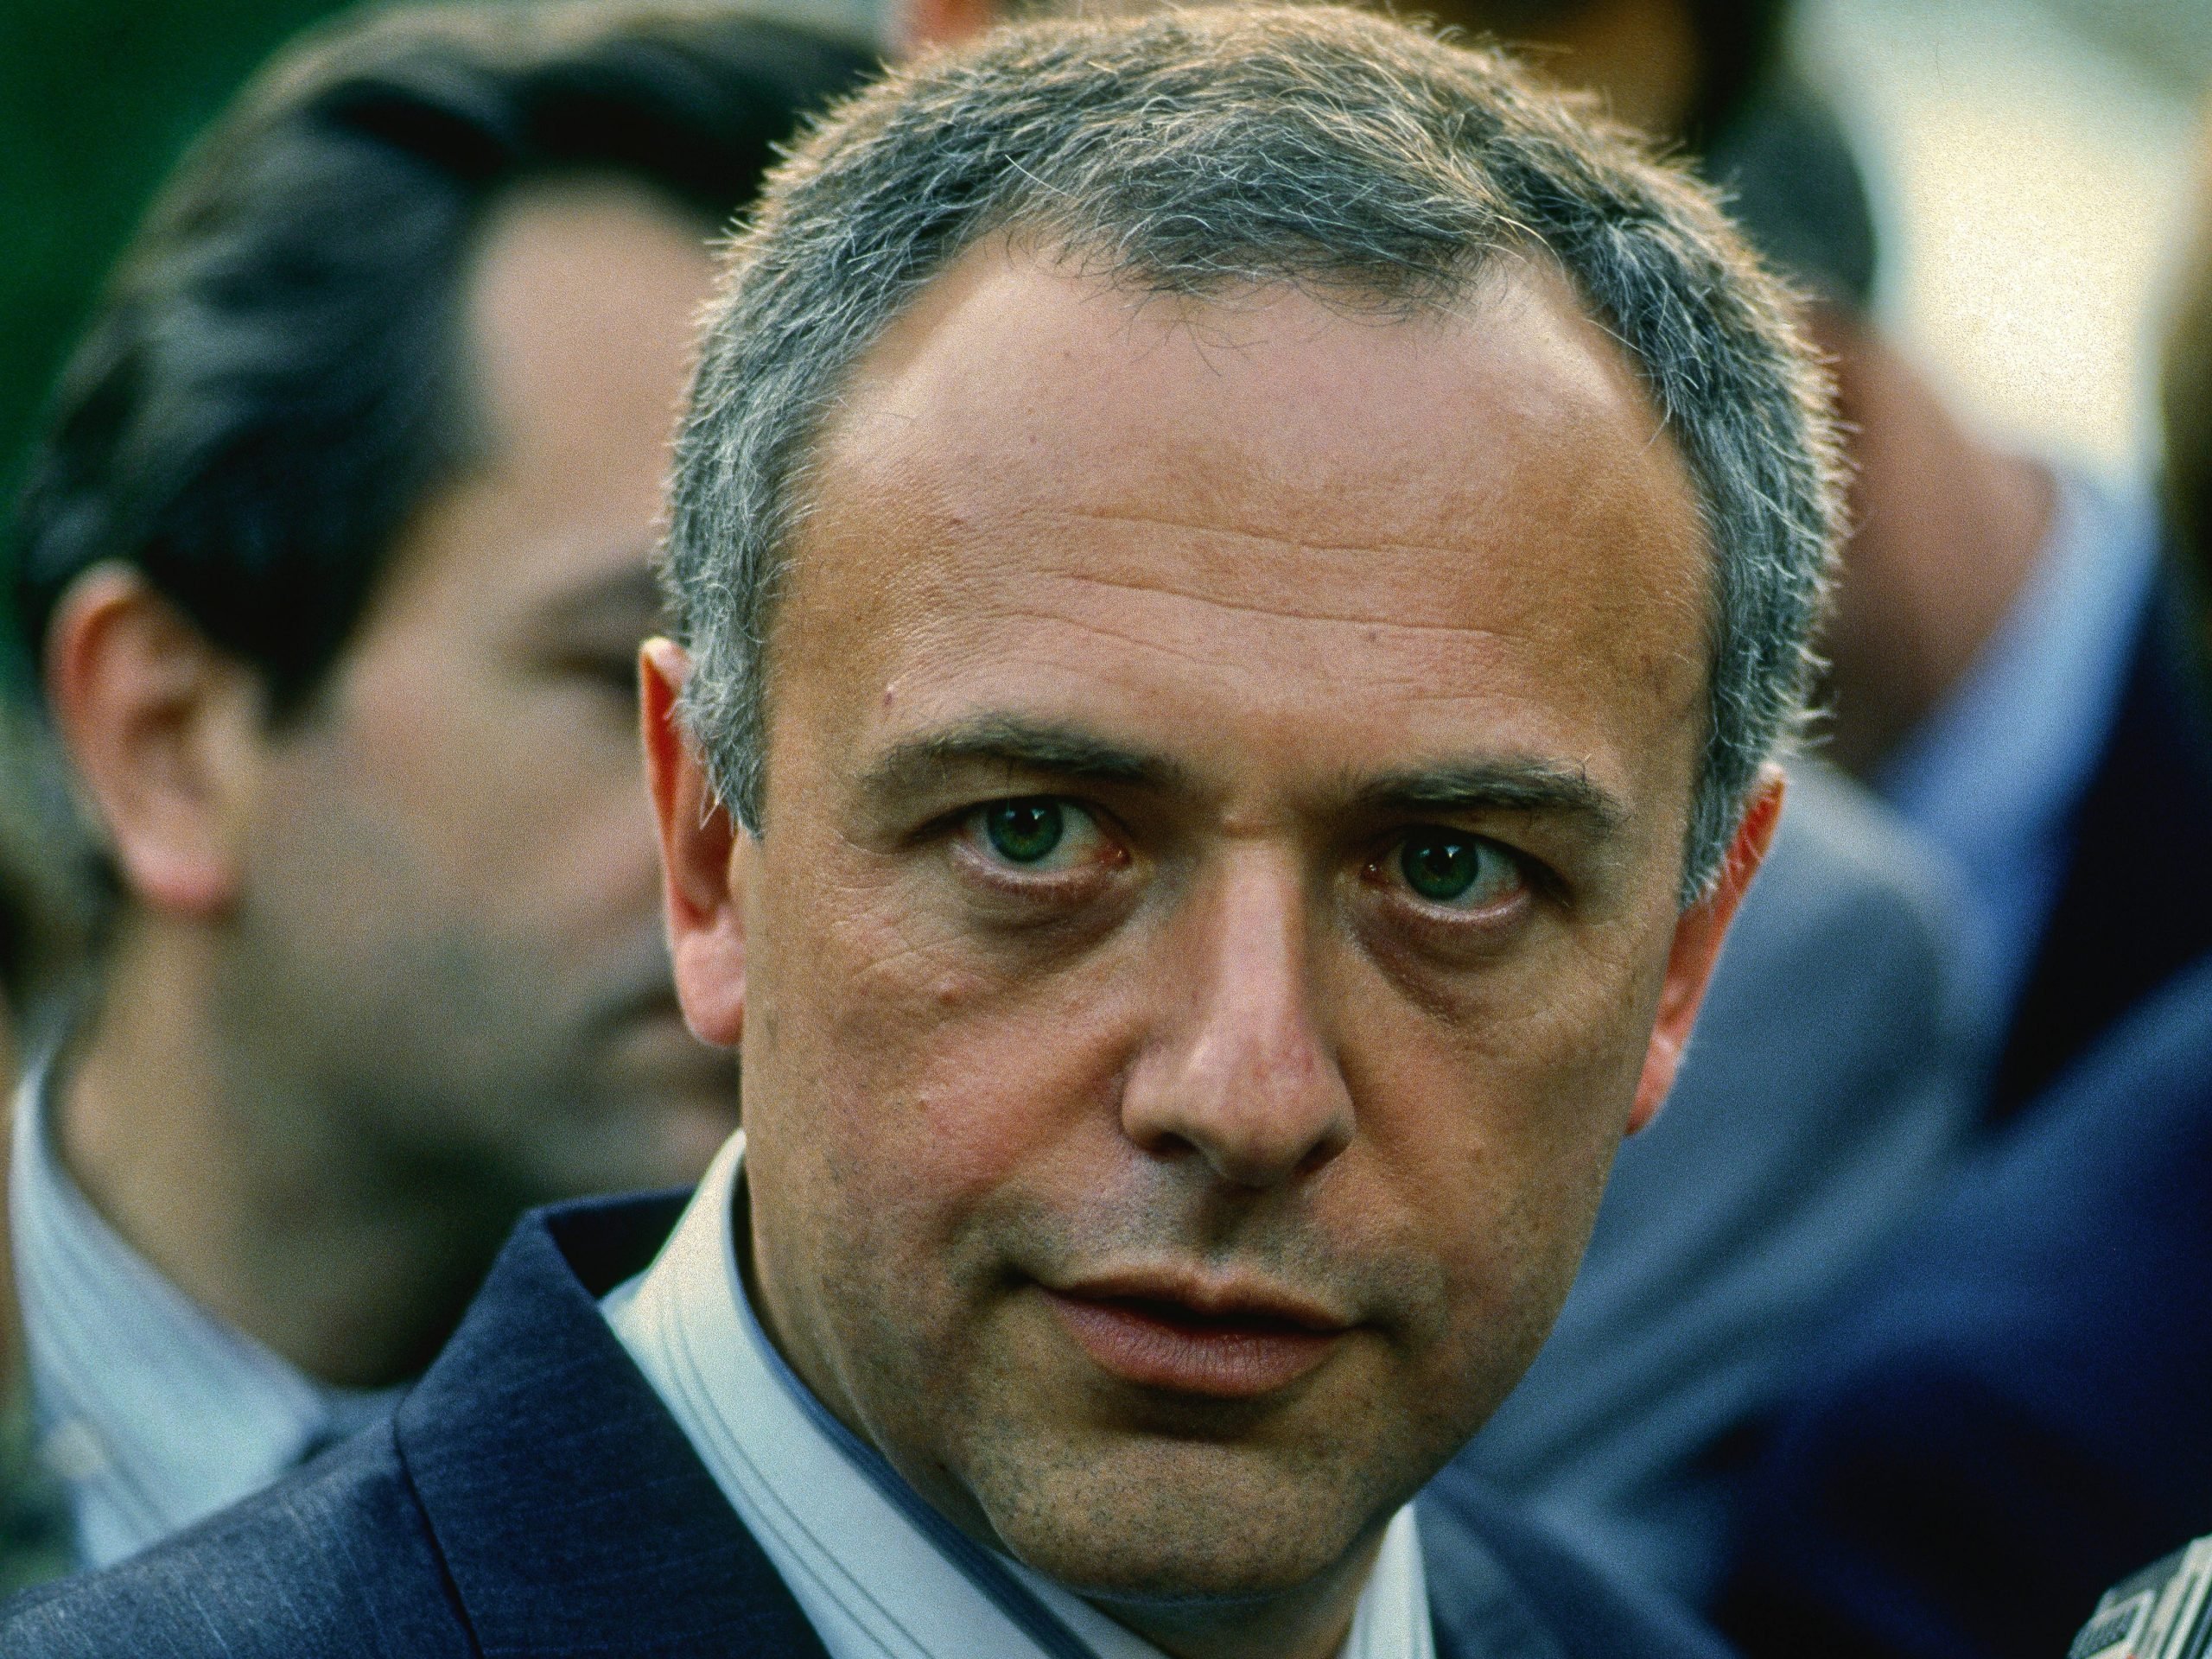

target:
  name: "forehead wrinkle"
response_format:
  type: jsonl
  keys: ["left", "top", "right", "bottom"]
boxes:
{"left": 876, "top": 616, "right": 1603, "bottom": 770}
{"left": 1058, "top": 504, "right": 1543, "bottom": 570}
{"left": 890, "top": 594, "right": 1593, "bottom": 726}
{"left": 959, "top": 601, "right": 1252, "bottom": 675}
{"left": 1032, "top": 563, "right": 1573, "bottom": 642}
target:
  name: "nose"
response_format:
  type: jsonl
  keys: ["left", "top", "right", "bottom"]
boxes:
{"left": 1119, "top": 852, "right": 1355, "bottom": 1189}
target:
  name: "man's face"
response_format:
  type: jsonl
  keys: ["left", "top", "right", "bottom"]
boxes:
{"left": 717, "top": 244, "right": 1722, "bottom": 1601}
{"left": 229, "top": 181, "right": 733, "bottom": 1202}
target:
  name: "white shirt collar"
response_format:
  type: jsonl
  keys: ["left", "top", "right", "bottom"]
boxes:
{"left": 604, "top": 1130, "right": 1435, "bottom": 1659}
{"left": 8, "top": 1056, "right": 403, "bottom": 1569}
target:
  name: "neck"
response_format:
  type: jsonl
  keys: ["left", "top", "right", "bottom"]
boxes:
{"left": 53, "top": 913, "right": 507, "bottom": 1388}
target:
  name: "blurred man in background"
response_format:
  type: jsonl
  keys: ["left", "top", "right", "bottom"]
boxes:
{"left": 1709, "top": 112, "right": 2212, "bottom": 1659}
{"left": 0, "top": 703, "right": 98, "bottom": 1596}
{"left": 1, "top": 0, "right": 868, "bottom": 1579}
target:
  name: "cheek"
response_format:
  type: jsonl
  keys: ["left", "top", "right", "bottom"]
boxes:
{"left": 1338, "top": 931, "right": 1662, "bottom": 1362}
{"left": 336, "top": 653, "right": 656, "bottom": 917}
{"left": 741, "top": 849, "right": 1137, "bottom": 1269}
{"left": 242, "top": 764, "right": 421, "bottom": 966}
{"left": 1344, "top": 905, "right": 1668, "bottom": 1170}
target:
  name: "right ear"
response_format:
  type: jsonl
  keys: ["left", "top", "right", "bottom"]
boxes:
{"left": 45, "top": 564, "right": 262, "bottom": 919}
{"left": 640, "top": 638, "right": 747, "bottom": 1049}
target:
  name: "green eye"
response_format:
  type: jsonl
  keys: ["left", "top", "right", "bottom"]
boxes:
{"left": 1397, "top": 830, "right": 1516, "bottom": 907}
{"left": 983, "top": 798, "right": 1066, "bottom": 864}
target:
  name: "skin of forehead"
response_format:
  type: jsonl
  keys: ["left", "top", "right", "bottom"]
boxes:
{"left": 763, "top": 235, "right": 1712, "bottom": 832}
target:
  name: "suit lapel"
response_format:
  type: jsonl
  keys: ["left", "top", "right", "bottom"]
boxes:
{"left": 392, "top": 1194, "right": 831, "bottom": 1657}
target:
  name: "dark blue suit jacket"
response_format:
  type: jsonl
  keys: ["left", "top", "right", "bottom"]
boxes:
{"left": 1717, "top": 950, "right": 2212, "bottom": 1659}
{"left": 2, "top": 1192, "right": 1733, "bottom": 1657}
{"left": 1986, "top": 577, "right": 2212, "bottom": 1117}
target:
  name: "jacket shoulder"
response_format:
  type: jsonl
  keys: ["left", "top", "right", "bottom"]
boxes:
{"left": 0, "top": 1421, "right": 470, "bottom": 1658}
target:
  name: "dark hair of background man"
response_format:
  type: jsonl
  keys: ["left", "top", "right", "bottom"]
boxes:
{"left": 6, "top": 2, "right": 873, "bottom": 721}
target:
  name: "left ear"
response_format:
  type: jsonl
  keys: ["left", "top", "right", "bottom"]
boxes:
{"left": 1627, "top": 768, "right": 1785, "bottom": 1134}
{"left": 639, "top": 637, "right": 748, "bottom": 1050}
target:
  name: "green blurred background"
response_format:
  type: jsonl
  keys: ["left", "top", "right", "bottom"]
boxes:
{"left": 1, "top": 2, "right": 359, "bottom": 500}
{"left": 0, "top": 0, "right": 871, "bottom": 521}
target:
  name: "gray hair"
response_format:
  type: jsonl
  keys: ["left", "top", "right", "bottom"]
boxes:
{"left": 664, "top": 3, "right": 1844, "bottom": 899}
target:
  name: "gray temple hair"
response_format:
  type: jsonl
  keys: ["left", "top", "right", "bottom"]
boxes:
{"left": 662, "top": 3, "right": 1845, "bottom": 901}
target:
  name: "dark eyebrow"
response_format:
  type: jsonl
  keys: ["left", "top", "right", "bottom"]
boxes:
{"left": 861, "top": 716, "right": 1196, "bottom": 802}
{"left": 862, "top": 721, "right": 1628, "bottom": 832}
{"left": 1351, "top": 759, "right": 1629, "bottom": 836}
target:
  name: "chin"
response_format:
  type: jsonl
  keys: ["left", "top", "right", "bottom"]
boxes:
{"left": 613, "top": 1122, "right": 734, "bottom": 1193}
{"left": 1006, "top": 1511, "right": 1356, "bottom": 1606}
{"left": 970, "top": 1437, "right": 1379, "bottom": 1604}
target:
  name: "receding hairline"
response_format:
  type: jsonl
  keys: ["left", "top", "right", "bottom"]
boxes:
{"left": 660, "top": 3, "right": 1844, "bottom": 901}
{"left": 721, "top": 227, "right": 1713, "bottom": 818}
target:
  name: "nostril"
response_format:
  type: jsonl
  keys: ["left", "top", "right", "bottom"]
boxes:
{"left": 1129, "top": 1124, "right": 1206, "bottom": 1165}
{"left": 1294, "top": 1131, "right": 1350, "bottom": 1181}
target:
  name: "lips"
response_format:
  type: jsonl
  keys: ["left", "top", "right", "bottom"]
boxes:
{"left": 1040, "top": 1274, "right": 1351, "bottom": 1400}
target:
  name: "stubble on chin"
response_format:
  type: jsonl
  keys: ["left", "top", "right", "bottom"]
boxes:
{"left": 792, "top": 1179, "right": 1495, "bottom": 1606}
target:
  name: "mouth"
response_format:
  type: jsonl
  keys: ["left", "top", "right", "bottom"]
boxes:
{"left": 1039, "top": 1273, "right": 1352, "bottom": 1401}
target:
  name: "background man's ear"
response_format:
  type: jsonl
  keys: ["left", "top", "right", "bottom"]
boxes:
{"left": 45, "top": 564, "right": 264, "bottom": 919}
{"left": 639, "top": 638, "right": 747, "bottom": 1049}
{"left": 1627, "top": 770, "right": 1786, "bottom": 1134}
